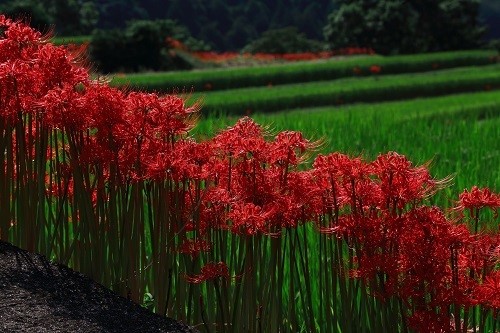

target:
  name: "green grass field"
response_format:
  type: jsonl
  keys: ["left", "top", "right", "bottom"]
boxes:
{"left": 194, "top": 63, "right": 500, "bottom": 114}
{"left": 51, "top": 35, "right": 91, "bottom": 45}
{"left": 110, "top": 50, "right": 498, "bottom": 92}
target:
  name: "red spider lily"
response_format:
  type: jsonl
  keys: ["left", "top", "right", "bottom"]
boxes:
{"left": 396, "top": 208, "right": 466, "bottom": 294}
{"left": 278, "top": 170, "right": 322, "bottom": 223}
{"left": 39, "top": 83, "right": 92, "bottom": 130}
{"left": 228, "top": 202, "right": 269, "bottom": 235}
{"left": 369, "top": 65, "right": 382, "bottom": 74}
{"left": 145, "top": 139, "right": 214, "bottom": 182}
{"left": 475, "top": 271, "right": 500, "bottom": 309}
{"left": 0, "top": 15, "right": 42, "bottom": 62}
{"left": 407, "top": 310, "right": 453, "bottom": 333}
{"left": 34, "top": 43, "right": 88, "bottom": 89}
{"left": 313, "top": 152, "right": 372, "bottom": 217}
{"left": 177, "top": 238, "right": 212, "bottom": 258}
{"left": 370, "top": 152, "right": 441, "bottom": 210}
{"left": 84, "top": 83, "right": 127, "bottom": 132}
{"left": 455, "top": 187, "right": 499, "bottom": 235}
{"left": 212, "top": 116, "right": 268, "bottom": 159}
{"left": 125, "top": 91, "right": 198, "bottom": 139}
{"left": 268, "top": 131, "right": 319, "bottom": 167}
{"left": 456, "top": 186, "right": 500, "bottom": 212}
{"left": 185, "top": 261, "right": 230, "bottom": 284}
{"left": 313, "top": 152, "right": 369, "bottom": 181}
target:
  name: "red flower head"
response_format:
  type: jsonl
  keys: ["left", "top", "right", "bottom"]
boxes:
{"left": 313, "top": 152, "right": 369, "bottom": 181}
{"left": 456, "top": 186, "right": 500, "bottom": 212}
{"left": 474, "top": 271, "right": 500, "bottom": 309}
{"left": 369, "top": 65, "right": 382, "bottom": 74}
{"left": 228, "top": 202, "right": 269, "bottom": 235}
{"left": 269, "top": 131, "right": 319, "bottom": 167}
{"left": 177, "top": 238, "right": 212, "bottom": 258}
{"left": 212, "top": 117, "right": 268, "bottom": 159}
{"left": 185, "top": 262, "right": 230, "bottom": 284}
{"left": 370, "top": 152, "right": 440, "bottom": 209}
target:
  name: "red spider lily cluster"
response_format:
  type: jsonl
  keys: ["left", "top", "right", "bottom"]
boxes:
{"left": 184, "top": 262, "right": 230, "bottom": 284}
{"left": 166, "top": 36, "right": 375, "bottom": 64}
{"left": 1, "top": 16, "right": 499, "bottom": 332}
{"left": 190, "top": 48, "right": 375, "bottom": 64}
{"left": 167, "top": 36, "right": 375, "bottom": 62}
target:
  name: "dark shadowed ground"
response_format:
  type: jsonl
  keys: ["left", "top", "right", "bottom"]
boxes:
{"left": 0, "top": 240, "right": 198, "bottom": 333}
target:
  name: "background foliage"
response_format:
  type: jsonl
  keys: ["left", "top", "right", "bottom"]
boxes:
{"left": 1, "top": 0, "right": 500, "bottom": 52}
{"left": 90, "top": 19, "right": 209, "bottom": 73}
{"left": 324, "top": 0, "right": 485, "bottom": 55}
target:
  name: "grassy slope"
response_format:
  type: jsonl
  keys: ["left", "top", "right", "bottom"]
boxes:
{"left": 196, "top": 64, "right": 500, "bottom": 114}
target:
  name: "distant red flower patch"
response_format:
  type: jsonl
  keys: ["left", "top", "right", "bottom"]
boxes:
{"left": 369, "top": 65, "right": 382, "bottom": 74}
{"left": 190, "top": 47, "right": 375, "bottom": 64}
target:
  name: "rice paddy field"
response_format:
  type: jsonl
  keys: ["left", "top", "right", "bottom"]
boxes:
{"left": 110, "top": 50, "right": 498, "bottom": 92}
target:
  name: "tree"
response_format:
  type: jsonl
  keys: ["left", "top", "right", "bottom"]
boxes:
{"left": 0, "top": 0, "right": 52, "bottom": 32}
{"left": 242, "top": 27, "right": 325, "bottom": 54}
{"left": 50, "top": 0, "right": 81, "bottom": 35}
{"left": 324, "top": 0, "right": 485, "bottom": 54}
{"left": 90, "top": 19, "right": 205, "bottom": 73}
{"left": 79, "top": 1, "right": 100, "bottom": 34}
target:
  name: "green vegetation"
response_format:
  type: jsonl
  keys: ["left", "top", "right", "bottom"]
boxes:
{"left": 0, "top": 0, "right": 98, "bottom": 35}
{"left": 242, "top": 27, "right": 325, "bottom": 54}
{"left": 90, "top": 19, "right": 209, "bottom": 73}
{"left": 196, "top": 63, "right": 500, "bottom": 115}
{"left": 110, "top": 50, "right": 498, "bottom": 92}
{"left": 51, "top": 35, "right": 91, "bottom": 45}
{"left": 325, "top": 0, "right": 484, "bottom": 54}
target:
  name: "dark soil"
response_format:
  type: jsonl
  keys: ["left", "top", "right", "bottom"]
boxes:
{"left": 0, "top": 240, "right": 198, "bottom": 333}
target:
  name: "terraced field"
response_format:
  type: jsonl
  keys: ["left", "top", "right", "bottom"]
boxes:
{"left": 111, "top": 50, "right": 498, "bottom": 92}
